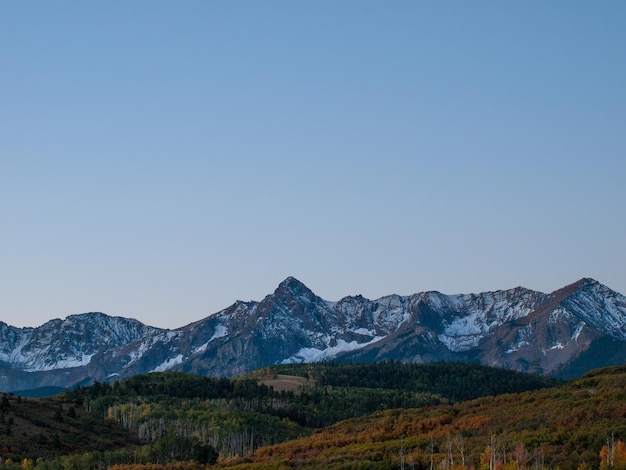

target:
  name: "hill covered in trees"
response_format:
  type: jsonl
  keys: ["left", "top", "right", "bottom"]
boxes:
{"left": 0, "top": 362, "right": 578, "bottom": 469}
{"left": 219, "top": 365, "right": 626, "bottom": 470}
{"left": 260, "top": 361, "right": 562, "bottom": 403}
{"left": 0, "top": 391, "right": 137, "bottom": 462}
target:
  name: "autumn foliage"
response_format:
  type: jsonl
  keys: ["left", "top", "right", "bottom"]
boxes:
{"left": 1, "top": 364, "right": 626, "bottom": 470}
{"left": 217, "top": 365, "right": 626, "bottom": 470}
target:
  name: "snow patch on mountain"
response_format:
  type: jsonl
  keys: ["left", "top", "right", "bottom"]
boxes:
{"left": 193, "top": 324, "right": 228, "bottom": 354}
{"left": 351, "top": 327, "right": 377, "bottom": 337}
{"left": 572, "top": 323, "right": 585, "bottom": 342}
{"left": 35, "top": 353, "right": 96, "bottom": 371}
{"left": 152, "top": 354, "right": 184, "bottom": 372}
{"left": 437, "top": 289, "right": 544, "bottom": 352}
{"left": 281, "top": 336, "right": 384, "bottom": 364}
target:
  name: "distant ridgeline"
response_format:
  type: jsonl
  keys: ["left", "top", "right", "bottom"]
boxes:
{"left": 2, "top": 276, "right": 626, "bottom": 394}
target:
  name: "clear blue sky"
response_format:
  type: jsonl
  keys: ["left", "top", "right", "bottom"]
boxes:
{"left": 1, "top": 2, "right": 625, "bottom": 329}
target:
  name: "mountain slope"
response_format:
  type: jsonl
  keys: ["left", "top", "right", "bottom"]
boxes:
{"left": 338, "top": 278, "right": 626, "bottom": 377}
{"left": 217, "top": 365, "right": 626, "bottom": 470}
{"left": 0, "top": 312, "right": 161, "bottom": 372}
{"left": 2, "top": 277, "right": 626, "bottom": 391}
{"left": 0, "top": 313, "right": 163, "bottom": 391}
{"left": 0, "top": 391, "right": 138, "bottom": 461}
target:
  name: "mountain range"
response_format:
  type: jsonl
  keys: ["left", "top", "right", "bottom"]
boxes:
{"left": 2, "top": 277, "right": 626, "bottom": 392}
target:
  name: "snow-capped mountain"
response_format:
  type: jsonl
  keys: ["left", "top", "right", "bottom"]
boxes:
{"left": 2, "top": 277, "right": 626, "bottom": 392}
{"left": 0, "top": 312, "right": 161, "bottom": 372}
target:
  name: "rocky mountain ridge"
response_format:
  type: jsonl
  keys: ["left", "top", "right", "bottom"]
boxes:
{"left": 2, "top": 277, "right": 626, "bottom": 392}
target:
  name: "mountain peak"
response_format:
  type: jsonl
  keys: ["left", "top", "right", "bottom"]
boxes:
{"left": 567, "top": 277, "right": 596, "bottom": 288}
{"left": 576, "top": 277, "right": 601, "bottom": 289}
{"left": 65, "top": 312, "right": 108, "bottom": 322}
{"left": 564, "top": 278, "right": 613, "bottom": 298}
{"left": 275, "top": 276, "right": 312, "bottom": 295}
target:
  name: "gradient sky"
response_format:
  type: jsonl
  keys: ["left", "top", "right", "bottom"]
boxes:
{"left": 1, "top": 2, "right": 625, "bottom": 329}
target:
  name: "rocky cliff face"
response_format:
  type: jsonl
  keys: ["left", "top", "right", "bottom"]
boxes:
{"left": 2, "top": 277, "right": 626, "bottom": 392}
{"left": 339, "top": 279, "right": 626, "bottom": 376}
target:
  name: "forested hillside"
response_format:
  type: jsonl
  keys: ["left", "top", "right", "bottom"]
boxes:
{"left": 0, "top": 392, "right": 137, "bottom": 461}
{"left": 219, "top": 365, "right": 626, "bottom": 470}
{"left": 0, "top": 362, "right": 567, "bottom": 469}
{"left": 262, "top": 361, "right": 562, "bottom": 402}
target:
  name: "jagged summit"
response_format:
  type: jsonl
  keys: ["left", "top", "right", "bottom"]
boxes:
{"left": 1, "top": 277, "right": 626, "bottom": 392}
{"left": 273, "top": 276, "right": 314, "bottom": 296}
